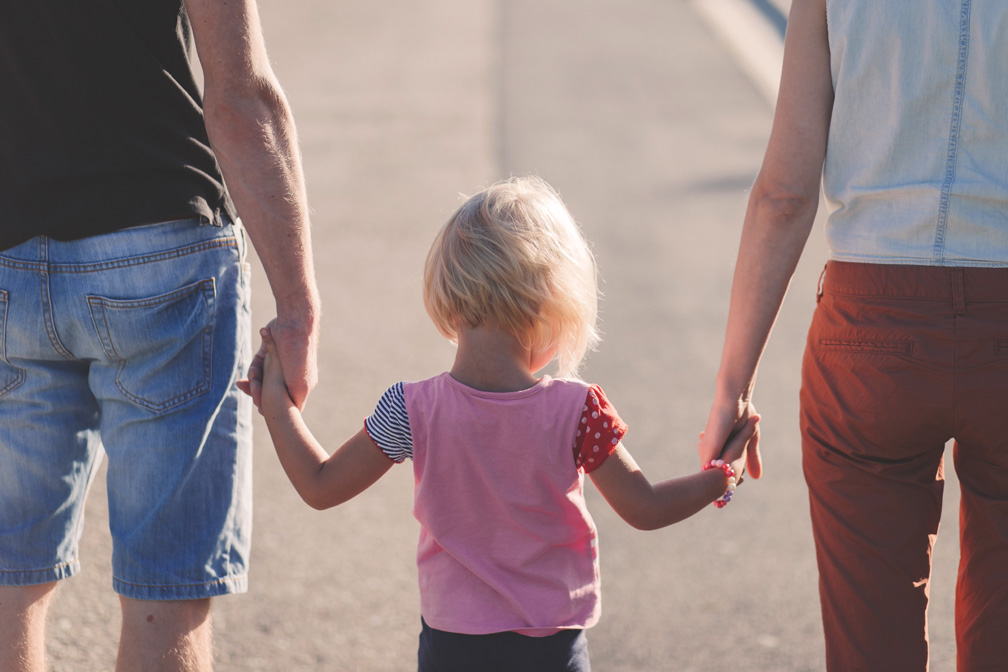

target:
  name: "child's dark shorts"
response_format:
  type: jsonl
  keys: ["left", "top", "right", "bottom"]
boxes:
{"left": 418, "top": 617, "right": 590, "bottom": 672}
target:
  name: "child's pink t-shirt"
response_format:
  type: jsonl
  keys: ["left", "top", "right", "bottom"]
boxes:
{"left": 364, "top": 373, "right": 626, "bottom": 636}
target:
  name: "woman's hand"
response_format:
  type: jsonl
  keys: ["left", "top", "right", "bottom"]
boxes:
{"left": 699, "top": 397, "right": 762, "bottom": 480}
{"left": 714, "top": 411, "right": 760, "bottom": 483}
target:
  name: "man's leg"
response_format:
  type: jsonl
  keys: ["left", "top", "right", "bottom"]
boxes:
{"left": 0, "top": 239, "right": 102, "bottom": 672}
{"left": 0, "top": 583, "right": 57, "bottom": 672}
{"left": 117, "top": 597, "right": 213, "bottom": 672}
{"left": 74, "top": 222, "right": 251, "bottom": 668}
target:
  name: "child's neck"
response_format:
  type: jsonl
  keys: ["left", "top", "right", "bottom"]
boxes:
{"left": 450, "top": 324, "right": 541, "bottom": 393}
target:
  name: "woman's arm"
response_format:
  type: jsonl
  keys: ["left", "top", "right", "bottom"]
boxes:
{"left": 258, "top": 329, "right": 393, "bottom": 510}
{"left": 698, "top": 0, "right": 834, "bottom": 472}
{"left": 590, "top": 417, "right": 756, "bottom": 530}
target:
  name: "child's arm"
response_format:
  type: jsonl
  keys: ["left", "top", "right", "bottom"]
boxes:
{"left": 588, "top": 416, "right": 756, "bottom": 530}
{"left": 258, "top": 328, "right": 393, "bottom": 510}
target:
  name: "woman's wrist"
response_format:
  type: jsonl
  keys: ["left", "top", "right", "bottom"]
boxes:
{"left": 713, "top": 371, "right": 755, "bottom": 409}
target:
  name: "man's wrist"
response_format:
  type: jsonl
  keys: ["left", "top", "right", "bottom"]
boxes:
{"left": 275, "top": 295, "right": 321, "bottom": 333}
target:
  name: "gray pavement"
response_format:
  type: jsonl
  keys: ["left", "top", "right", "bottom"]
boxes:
{"left": 47, "top": 1, "right": 962, "bottom": 669}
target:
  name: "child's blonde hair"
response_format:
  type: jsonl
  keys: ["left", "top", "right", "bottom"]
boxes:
{"left": 423, "top": 176, "right": 599, "bottom": 378}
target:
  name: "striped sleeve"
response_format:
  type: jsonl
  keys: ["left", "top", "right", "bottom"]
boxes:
{"left": 364, "top": 382, "right": 413, "bottom": 463}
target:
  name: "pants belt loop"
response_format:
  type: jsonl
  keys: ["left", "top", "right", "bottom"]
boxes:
{"left": 816, "top": 263, "right": 828, "bottom": 303}
{"left": 951, "top": 267, "right": 966, "bottom": 315}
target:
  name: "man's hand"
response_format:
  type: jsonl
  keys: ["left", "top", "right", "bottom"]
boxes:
{"left": 238, "top": 316, "right": 318, "bottom": 411}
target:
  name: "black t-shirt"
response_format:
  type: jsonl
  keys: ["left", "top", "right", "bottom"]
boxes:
{"left": 0, "top": 0, "right": 237, "bottom": 251}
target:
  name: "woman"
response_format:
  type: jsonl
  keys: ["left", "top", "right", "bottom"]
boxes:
{"left": 699, "top": 1, "right": 1008, "bottom": 670}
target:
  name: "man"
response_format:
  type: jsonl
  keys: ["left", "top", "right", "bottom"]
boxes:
{"left": 0, "top": 0, "right": 319, "bottom": 669}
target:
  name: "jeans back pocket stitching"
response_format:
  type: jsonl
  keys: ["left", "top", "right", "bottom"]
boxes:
{"left": 0, "top": 290, "right": 26, "bottom": 397}
{"left": 86, "top": 278, "right": 216, "bottom": 413}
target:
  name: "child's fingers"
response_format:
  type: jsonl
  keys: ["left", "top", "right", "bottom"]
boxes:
{"left": 259, "top": 327, "right": 290, "bottom": 390}
{"left": 238, "top": 331, "right": 269, "bottom": 408}
{"left": 237, "top": 378, "right": 266, "bottom": 414}
{"left": 244, "top": 352, "right": 264, "bottom": 384}
{"left": 718, "top": 415, "right": 759, "bottom": 473}
{"left": 259, "top": 328, "right": 283, "bottom": 369}
{"left": 725, "top": 415, "right": 759, "bottom": 448}
{"left": 260, "top": 326, "right": 277, "bottom": 351}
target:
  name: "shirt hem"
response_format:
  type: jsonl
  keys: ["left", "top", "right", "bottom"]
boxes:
{"left": 828, "top": 253, "right": 1008, "bottom": 268}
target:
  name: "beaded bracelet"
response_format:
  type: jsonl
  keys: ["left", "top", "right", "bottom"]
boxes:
{"left": 702, "top": 459, "right": 737, "bottom": 508}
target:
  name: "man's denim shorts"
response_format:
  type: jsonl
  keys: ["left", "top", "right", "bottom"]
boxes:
{"left": 0, "top": 219, "right": 253, "bottom": 601}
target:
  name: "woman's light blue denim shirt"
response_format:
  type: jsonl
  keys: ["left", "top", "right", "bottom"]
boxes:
{"left": 823, "top": 1, "right": 1008, "bottom": 267}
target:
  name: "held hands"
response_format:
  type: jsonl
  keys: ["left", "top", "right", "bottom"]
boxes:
{"left": 237, "top": 316, "right": 317, "bottom": 411}
{"left": 699, "top": 396, "right": 763, "bottom": 481}
{"left": 238, "top": 327, "right": 296, "bottom": 414}
{"left": 709, "top": 413, "right": 759, "bottom": 483}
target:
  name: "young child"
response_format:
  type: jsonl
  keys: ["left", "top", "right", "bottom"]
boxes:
{"left": 249, "top": 176, "right": 755, "bottom": 671}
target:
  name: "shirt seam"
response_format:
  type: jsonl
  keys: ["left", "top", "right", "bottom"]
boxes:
{"left": 933, "top": 0, "right": 972, "bottom": 263}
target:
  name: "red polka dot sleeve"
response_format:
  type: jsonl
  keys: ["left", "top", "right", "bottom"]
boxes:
{"left": 573, "top": 385, "right": 627, "bottom": 473}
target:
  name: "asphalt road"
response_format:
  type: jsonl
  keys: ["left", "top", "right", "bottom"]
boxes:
{"left": 46, "top": 1, "right": 962, "bottom": 669}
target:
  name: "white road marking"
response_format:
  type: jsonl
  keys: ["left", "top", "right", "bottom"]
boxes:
{"left": 691, "top": 0, "right": 786, "bottom": 106}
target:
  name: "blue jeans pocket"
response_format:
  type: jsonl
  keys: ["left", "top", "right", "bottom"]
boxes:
{"left": 0, "top": 290, "right": 25, "bottom": 397}
{"left": 87, "top": 278, "right": 217, "bottom": 413}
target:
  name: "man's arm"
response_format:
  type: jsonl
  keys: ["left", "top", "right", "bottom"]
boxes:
{"left": 184, "top": 0, "right": 320, "bottom": 409}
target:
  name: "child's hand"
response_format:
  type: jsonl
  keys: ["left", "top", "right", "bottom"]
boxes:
{"left": 699, "top": 400, "right": 763, "bottom": 480}
{"left": 259, "top": 327, "right": 296, "bottom": 413}
{"left": 716, "top": 414, "right": 759, "bottom": 483}
{"left": 236, "top": 348, "right": 264, "bottom": 403}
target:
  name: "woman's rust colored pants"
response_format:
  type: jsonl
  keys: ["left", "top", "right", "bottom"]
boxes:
{"left": 801, "top": 261, "right": 1008, "bottom": 672}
